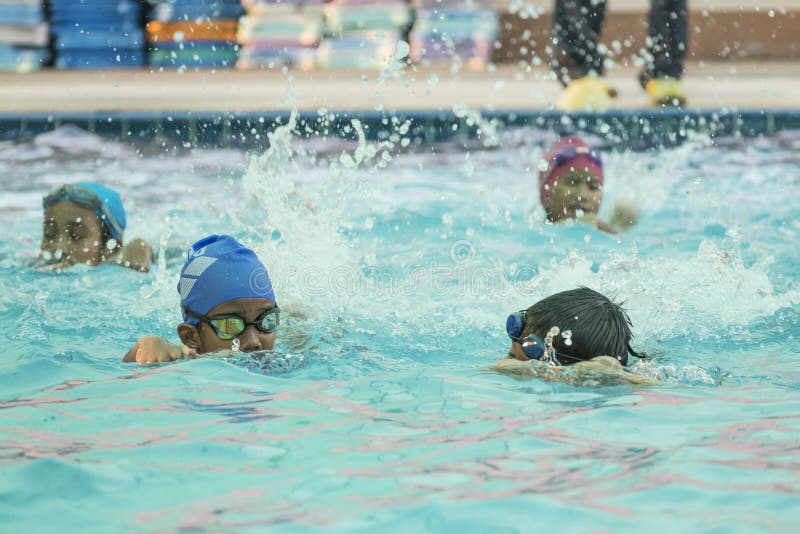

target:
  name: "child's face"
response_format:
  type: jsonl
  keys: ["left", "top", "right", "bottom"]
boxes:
{"left": 40, "top": 201, "right": 107, "bottom": 267}
{"left": 191, "top": 297, "right": 277, "bottom": 354}
{"left": 544, "top": 169, "right": 603, "bottom": 222}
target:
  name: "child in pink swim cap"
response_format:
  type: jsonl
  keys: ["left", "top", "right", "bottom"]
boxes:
{"left": 538, "top": 137, "right": 637, "bottom": 234}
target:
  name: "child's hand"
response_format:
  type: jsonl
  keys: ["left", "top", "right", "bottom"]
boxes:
{"left": 115, "top": 238, "right": 152, "bottom": 272}
{"left": 123, "top": 336, "right": 196, "bottom": 365}
{"left": 610, "top": 202, "right": 639, "bottom": 230}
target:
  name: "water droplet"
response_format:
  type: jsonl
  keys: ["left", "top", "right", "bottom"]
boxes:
{"left": 394, "top": 40, "right": 410, "bottom": 59}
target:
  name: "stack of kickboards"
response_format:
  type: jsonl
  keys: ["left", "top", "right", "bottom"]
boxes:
{"left": 50, "top": 0, "right": 145, "bottom": 69}
{"left": 409, "top": 0, "right": 498, "bottom": 70}
{"left": 146, "top": 0, "right": 242, "bottom": 69}
{"left": 0, "top": 0, "right": 48, "bottom": 72}
{"left": 237, "top": 0, "right": 324, "bottom": 71}
{"left": 318, "top": 0, "right": 411, "bottom": 69}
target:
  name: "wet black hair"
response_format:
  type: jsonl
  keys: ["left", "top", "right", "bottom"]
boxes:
{"left": 520, "top": 286, "right": 641, "bottom": 366}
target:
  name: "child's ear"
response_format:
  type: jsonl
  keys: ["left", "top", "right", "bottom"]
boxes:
{"left": 177, "top": 323, "right": 202, "bottom": 350}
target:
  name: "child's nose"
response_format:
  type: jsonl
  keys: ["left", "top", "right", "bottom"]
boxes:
{"left": 54, "top": 235, "right": 71, "bottom": 256}
{"left": 238, "top": 326, "right": 263, "bottom": 352}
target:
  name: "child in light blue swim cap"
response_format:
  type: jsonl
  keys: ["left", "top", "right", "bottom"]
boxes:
{"left": 123, "top": 235, "right": 279, "bottom": 365}
{"left": 40, "top": 182, "right": 152, "bottom": 271}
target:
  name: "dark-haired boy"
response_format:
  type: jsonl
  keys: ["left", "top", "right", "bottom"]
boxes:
{"left": 497, "top": 287, "right": 655, "bottom": 385}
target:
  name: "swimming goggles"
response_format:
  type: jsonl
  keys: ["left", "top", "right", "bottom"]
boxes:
{"left": 552, "top": 145, "right": 603, "bottom": 170}
{"left": 506, "top": 310, "right": 548, "bottom": 361}
{"left": 507, "top": 310, "right": 588, "bottom": 365}
{"left": 183, "top": 306, "right": 280, "bottom": 340}
{"left": 43, "top": 184, "right": 124, "bottom": 239}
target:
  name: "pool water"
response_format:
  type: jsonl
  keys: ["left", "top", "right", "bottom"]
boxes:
{"left": 1, "top": 124, "right": 799, "bottom": 532}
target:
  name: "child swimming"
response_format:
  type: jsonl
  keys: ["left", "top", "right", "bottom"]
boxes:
{"left": 538, "top": 137, "right": 637, "bottom": 234}
{"left": 496, "top": 287, "right": 655, "bottom": 385}
{"left": 123, "top": 234, "right": 279, "bottom": 365}
{"left": 40, "top": 182, "right": 151, "bottom": 271}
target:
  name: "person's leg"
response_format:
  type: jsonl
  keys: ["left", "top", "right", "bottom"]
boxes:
{"left": 551, "top": 0, "right": 608, "bottom": 86}
{"left": 642, "top": 0, "right": 687, "bottom": 84}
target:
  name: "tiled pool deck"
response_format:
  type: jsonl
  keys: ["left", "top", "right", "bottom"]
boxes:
{"left": 0, "top": 62, "right": 797, "bottom": 148}
{"left": 1, "top": 62, "right": 798, "bottom": 113}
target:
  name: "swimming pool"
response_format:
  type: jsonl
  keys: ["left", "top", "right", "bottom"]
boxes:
{"left": 1, "top": 119, "right": 798, "bottom": 532}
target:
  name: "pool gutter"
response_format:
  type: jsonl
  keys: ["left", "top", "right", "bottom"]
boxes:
{"left": 1, "top": 109, "right": 798, "bottom": 149}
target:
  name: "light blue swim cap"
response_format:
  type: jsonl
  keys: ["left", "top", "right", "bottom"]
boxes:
{"left": 178, "top": 235, "right": 276, "bottom": 324}
{"left": 43, "top": 181, "right": 127, "bottom": 240}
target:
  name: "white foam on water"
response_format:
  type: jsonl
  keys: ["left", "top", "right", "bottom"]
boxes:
{"left": 523, "top": 236, "right": 799, "bottom": 347}
{"left": 630, "top": 359, "right": 727, "bottom": 386}
{"left": 233, "top": 108, "right": 394, "bottom": 319}
{"left": 33, "top": 124, "right": 134, "bottom": 159}
{"left": 236, "top": 108, "right": 349, "bottom": 313}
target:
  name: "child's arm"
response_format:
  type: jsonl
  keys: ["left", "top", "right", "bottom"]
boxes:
{"left": 593, "top": 202, "right": 638, "bottom": 235}
{"left": 114, "top": 238, "right": 152, "bottom": 272}
{"left": 596, "top": 219, "right": 619, "bottom": 235}
{"left": 492, "top": 356, "right": 659, "bottom": 386}
{"left": 123, "top": 336, "right": 196, "bottom": 365}
{"left": 574, "top": 212, "right": 619, "bottom": 235}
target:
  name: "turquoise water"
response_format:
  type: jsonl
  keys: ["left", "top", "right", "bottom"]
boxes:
{"left": 1, "top": 125, "right": 799, "bottom": 532}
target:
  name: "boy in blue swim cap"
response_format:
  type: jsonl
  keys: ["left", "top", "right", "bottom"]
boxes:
{"left": 123, "top": 235, "right": 279, "bottom": 365}
{"left": 40, "top": 182, "right": 152, "bottom": 271}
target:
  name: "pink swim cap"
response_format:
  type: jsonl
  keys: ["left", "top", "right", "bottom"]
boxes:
{"left": 538, "top": 137, "right": 604, "bottom": 207}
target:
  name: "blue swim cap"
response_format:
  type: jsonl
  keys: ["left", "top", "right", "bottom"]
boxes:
{"left": 43, "top": 182, "right": 127, "bottom": 240}
{"left": 178, "top": 235, "right": 276, "bottom": 324}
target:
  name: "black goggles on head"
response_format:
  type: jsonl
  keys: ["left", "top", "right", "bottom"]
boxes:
{"left": 184, "top": 306, "right": 280, "bottom": 340}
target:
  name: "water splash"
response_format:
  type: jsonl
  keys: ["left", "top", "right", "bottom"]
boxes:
{"left": 231, "top": 350, "right": 308, "bottom": 375}
{"left": 377, "top": 40, "right": 410, "bottom": 86}
{"left": 235, "top": 104, "right": 352, "bottom": 313}
{"left": 453, "top": 103, "right": 500, "bottom": 147}
{"left": 630, "top": 359, "right": 729, "bottom": 386}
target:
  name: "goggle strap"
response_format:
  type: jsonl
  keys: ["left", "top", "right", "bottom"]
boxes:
{"left": 628, "top": 343, "right": 647, "bottom": 359}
